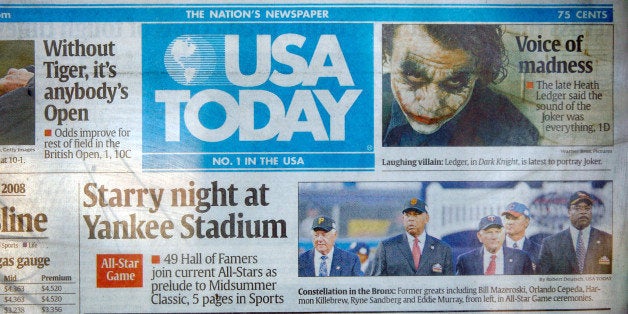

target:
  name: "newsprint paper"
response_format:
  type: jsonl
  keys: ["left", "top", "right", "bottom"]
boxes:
{"left": 0, "top": 0, "right": 625, "bottom": 313}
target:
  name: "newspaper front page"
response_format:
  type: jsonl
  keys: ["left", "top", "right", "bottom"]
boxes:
{"left": 0, "top": 1, "right": 625, "bottom": 313}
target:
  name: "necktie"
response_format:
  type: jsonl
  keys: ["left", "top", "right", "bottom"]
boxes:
{"left": 576, "top": 230, "right": 586, "bottom": 273}
{"left": 319, "top": 255, "right": 328, "bottom": 277}
{"left": 513, "top": 242, "right": 519, "bottom": 249}
{"left": 412, "top": 237, "right": 421, "bottom": 269}
{"left": 485, "top": 254, "right": 497, "bottom": 275}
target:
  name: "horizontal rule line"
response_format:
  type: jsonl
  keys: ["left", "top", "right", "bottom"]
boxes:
{"left": 382, "top": 169, "right": 611, "bottom": 172}
{"left": 2, "top": 303, "right": 76, "bottom": 306}
{"left": 338, "top": 307, "right": 611, "bottom": 313}
{"left": 143, "top": 151, "right": 372, "bottom": 155}
{"left": 0, "top": 172, "right": 134, "bottom": 175}
{"left": 5, "top": 4, "right": 613, "bottom": 8}
{"left": 321, "top": 308, "right": 613, "bottom": 313}
{"left": 144, "top": 168, "right": 374, "bottom": 172}
{"left": 1, "top": 282, "right": 76, "bottom": 285}
{"left": 0, "top": 293, "right": 76, "bottom": 295}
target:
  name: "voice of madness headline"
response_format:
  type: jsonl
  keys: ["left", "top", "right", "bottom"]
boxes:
{"left": 81, "top": 181, "right": 287, "bottom": 240}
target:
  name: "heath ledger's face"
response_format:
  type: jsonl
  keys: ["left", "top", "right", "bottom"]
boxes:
{"left": 389, "top": 25, "right": 478, "bottom": 134}
{"left": 312, "top": 229, "right": 337, "bottom": 255}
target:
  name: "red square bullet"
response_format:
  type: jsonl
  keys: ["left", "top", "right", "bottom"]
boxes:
{"left": 525, "top": 81, "right": 534, "bottom": 89}
{"left": 151, "top": 255, "right": 160, "bottom": 264}
{"left": 44, "top": 129, "right": 52, "bottom": 136}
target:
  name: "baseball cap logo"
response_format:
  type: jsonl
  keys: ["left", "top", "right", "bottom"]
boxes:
{"left": 487, "top": 215, "right": 496, "bottom": 222}
{"left": 570, "top": 191, "right": 594, "bottom": 205}
{"left": 410, "top": 198, "right": 418, "bottom": 205}
{"left": 577, "top": 192, "right": 592, "bottom": 201}
{"left": 318, "top": 217, "right": 325, "bottom": 225}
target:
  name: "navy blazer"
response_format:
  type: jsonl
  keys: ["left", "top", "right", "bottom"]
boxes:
{"left": 369, "top": 233, "right": 453, "bottom": 276}
{"left": 505, "top": 237, "right": 541, "bottom": 273}
{"left": 456, "top": 247, "right": 533, "bottom": 275}
{"left": 521, "top": 238, "right": 542, "bottom": 265}
{"left": 539, "top": 228, "right": 612, "bottom": 274}
{"left": 298, "top": 247, "right": 363, "bottom": 277}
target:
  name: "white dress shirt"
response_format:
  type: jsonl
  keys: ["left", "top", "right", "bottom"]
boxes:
{"left": 569, "top": 225, "right": 591, "bottom": 252}
{"left": 314, "top": 248, "right": 335, "bottom": 276}
{"left": 405, "top": 231, "right": 427, "bottom": 254}
{"left": 505, "top": 236, "right": 526, "bottom": 249}
{"left": 483, "top": 247, "right": 504, "bottom": 275}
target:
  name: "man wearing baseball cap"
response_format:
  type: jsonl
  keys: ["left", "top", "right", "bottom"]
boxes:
{"left": 501, "top": 202, "right": 541, "bottom": 272}
{"left": 456, "top": 215, "right": 533, "bottom": 275}
{"left": 298, "top": 216, "right": 363, "bottom": 276}
{"left": 539, "top": 191, "right": 612, "bottom": 274}
{"left": 369, "top": 198, "right": 453, "bottom": 276}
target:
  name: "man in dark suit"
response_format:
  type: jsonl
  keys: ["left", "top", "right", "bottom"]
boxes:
{"left": 456, "top": 215, "right": 533, "bottom": 275}
{"left": 501, "top": 202, "right": 541, "bottom": 273}
{"left": 369, "top": 198, "right": 453, "bottom": 276}
{"left": 298, "top": 216, "right": 363, "bottom": 277}
{"left": 539, "top": 191, "right": 612, "bottom": 274}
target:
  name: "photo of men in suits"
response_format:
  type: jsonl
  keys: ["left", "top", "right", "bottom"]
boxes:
{"left": 369, "top": 198, "right": 453, "bottom": 276}
{"left": 539, "top": 191, "right": 612, "bottom": 274}
{"left": 298, "top": 216, "right": 363, "bottom": 277}
{"left": 456, "top": 215, "right": 533, "bottom": 275}
{"left": 501, "top": 202, "right": 541, "bottom": 273}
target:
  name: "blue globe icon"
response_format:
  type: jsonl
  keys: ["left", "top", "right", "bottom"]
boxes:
{"left": 164, "top": 35, "right": 216, "bottom": 85}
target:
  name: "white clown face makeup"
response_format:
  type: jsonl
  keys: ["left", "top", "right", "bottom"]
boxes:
{"left": 390, "top": 25, "right": 479, "bottom": 134}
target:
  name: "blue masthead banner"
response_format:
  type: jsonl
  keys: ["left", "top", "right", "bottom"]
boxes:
{"left": 0, "top": 4, "right": 614, "bottom": 23}
{"left": 142, "top": 23, "right": 374, "bottom": 171}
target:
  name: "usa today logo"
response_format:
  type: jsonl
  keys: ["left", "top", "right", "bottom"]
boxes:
{"left": 142, "top": 23, "right": 374, "bottom": 170}
{"left": 156, "top": 33, "right": 362, "bottom": 142}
